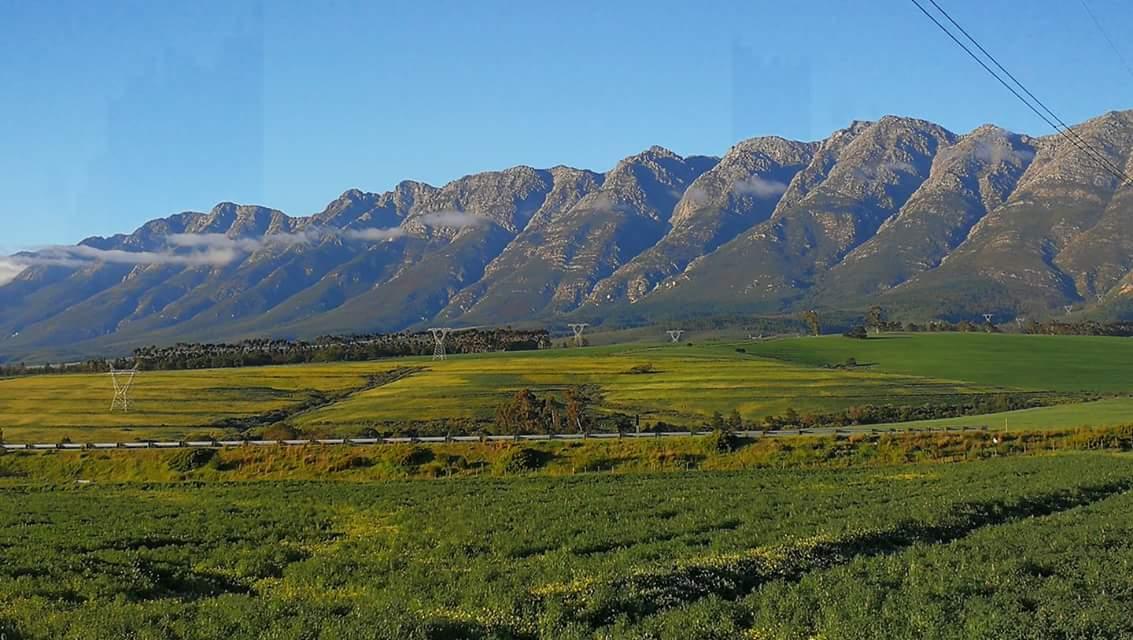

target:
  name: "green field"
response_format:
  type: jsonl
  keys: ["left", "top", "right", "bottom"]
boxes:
{"left": 746, "top": 332, "right": 1133, "bottom": 392}
{"left": 2, "top": 453, "right": 1132, "bottom": 639}
{"left": 2, "top": 333, "right": 1131, "bottom": 442}
{"left": 875, "top": 396, "right": 1133, "bottom": 432}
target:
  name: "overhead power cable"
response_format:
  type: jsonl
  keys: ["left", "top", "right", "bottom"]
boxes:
{"left": 909, "top": 0, "right": 1133, "bottom": 187}
{"left": 1078, "top": 0, "right": 1133, "bottom": 84}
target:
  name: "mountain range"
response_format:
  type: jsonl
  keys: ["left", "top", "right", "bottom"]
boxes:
{"left": 4, "top": 110, "right": 1133, "bottom": 361}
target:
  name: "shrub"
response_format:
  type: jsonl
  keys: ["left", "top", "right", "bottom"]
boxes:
{"left": 260, "top": 423, "right": 301, "bottom": 441}
{"left": 494, "top": 447, "right": 551, "bottom": 474}
{"left": 167, "top": 448, "right": 217, "bottom": 473}
{"left": 626, "top": 363, "right": 656, "bottom": 375}
{"left": 395, "top": 446, "right": 435, "bottom": 468}
{"left": 705, "top": 429, "right": 740, "bottom": 454}
{"left": 843, "top": 325, "right": 869, "bottom": 339}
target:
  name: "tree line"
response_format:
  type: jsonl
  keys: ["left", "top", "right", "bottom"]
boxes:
{"left": 0, "top": 329, "right": 551, "bottom": 377}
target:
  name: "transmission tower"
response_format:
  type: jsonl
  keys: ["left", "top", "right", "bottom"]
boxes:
{"left": 429, "top": 328, "right": 452, "bottom": 360}
{"left": 1064, "top": 305, "right": 1074, "bottom": 315}
{"left": 109, "top": 366, "right": 138, "bottom": 413}
{"left": 666, "top": 329, "right": 684, "bottom": 343}
{"left": 982, "top": 313, "right": 993, "bottom": 324}
{"left": 567, "top": 323, "right": 589, "bottom": 347}
{"left": 1015, "top": 317, "right": 1026, "bottom": 328}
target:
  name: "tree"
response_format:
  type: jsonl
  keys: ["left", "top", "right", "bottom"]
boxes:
{"left": 495, "top": 388, "right": 542, "bottom": 434}
{"left": 564, "top": 386, "right": 590, "bottom": 433}
{"left": 710, "top": 411, "right": 725, "bottom": 430}
{"left": 802, "top": 310, "right": 822, "bottom": 336}
{"left": 866, "top": 305, "right": 886, "bottom": 333}
{"left": 843, "top": 325, "right": 869, "bottom": 339}
{"left": 726, "top": 408, "right": 743, "bottom": 430}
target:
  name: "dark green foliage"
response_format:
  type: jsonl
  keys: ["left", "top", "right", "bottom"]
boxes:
{"left": 167, "top": 447, "right": 217, "bottom": 473}
{"left": 705, "top": 429, "right": 740, "bottom": 453}
{"left": 843, "top": 325, "right": 869, "bottom": 339}
{"left": 625, "top": 363, "right": 656, "bottom": 375}
{"left": 395, "top": 446, "right": 435, "bottom": 468}
{"left": 493, "top": 447, "right": 551, "bottom": 474}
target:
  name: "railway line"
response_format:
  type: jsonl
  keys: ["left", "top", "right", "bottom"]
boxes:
{"left": 0, "top": 425, "right": 991, "bottom": 451}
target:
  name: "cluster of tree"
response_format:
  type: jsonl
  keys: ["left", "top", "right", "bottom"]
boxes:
{"left": 0, "top": 358, "right": 133, "bottom": 379}
{"left": 131, "top": 328, "right": 551, "bottom": 371}
{"left": 494, "top": 385, "right": 603, "bottom": 434}
{"left": 758, "top": 393, "right": 1081, "bottom": 429}
{"left": 902, "top": 320, "right": 1000, "bottom": 333}
{"left": 1019, "top": 320, "right": 1133, "bottom": 337}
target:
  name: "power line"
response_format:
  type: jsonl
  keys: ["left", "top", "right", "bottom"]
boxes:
{"left": 1078, "top": 0, "right": 1133, "bottom": 83}
{"left": 910, "top": 0, "right": 1133, "bottom": 187}
{"left": 922, "top": 0, "right": 1132, "bottom": 186}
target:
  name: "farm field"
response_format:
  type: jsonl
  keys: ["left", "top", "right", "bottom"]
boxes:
{"left": 0, "top": 362, "right": 396, "bottom": 442}
{"left": 1, "top": 333, "right": 1130, "bottom": 443}
{"left": 292, "top": 343, "right": 996, "bottom": 429}
{"left": 1, "top": 452, "right": 1132, "bottom": 639}
{"left": 745, "top": 332, "right": 1133, "bottom": 392}
{"left": 874, "top": 396, "right": 1133, "bottom": 432}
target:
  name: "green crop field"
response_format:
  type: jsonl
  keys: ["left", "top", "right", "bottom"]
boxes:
{"left": 874, "top": 396, "right": 1133, "bottom": 432}
{"left": 745, "top": 332, "right": 1133, "bottom": 392}
{"left": 2, "top": 452, "right": 1132, "bottom": 639}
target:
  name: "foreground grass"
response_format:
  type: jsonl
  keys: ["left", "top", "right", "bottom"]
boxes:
{"left": 1, "top": 452, "right": 1132, "bottom": 639}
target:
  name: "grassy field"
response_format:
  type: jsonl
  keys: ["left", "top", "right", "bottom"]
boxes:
{"left": 745, "top": 332, "right": 1133, "bottom": 392}
{"left": 293, "top": 343, "right": 996, "bottom": 430}
{"left": 875, "top": 396, "right": 1133, "bottom": 432}
{"left": 2, "top": 452, "right": 1132, "bottom": 639}
{"left": 2, "top": 333, "right": 1131, "bottom": 442}
{"left": 0, "top": 362, "right": 395, "bottom": 441}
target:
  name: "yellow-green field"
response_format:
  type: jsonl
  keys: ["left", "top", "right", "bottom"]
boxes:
{"left": 293, "top": 344, "right": 995, "bottom": 428}
{"left": 2, "top": 334, "right": 1131, "bottom": 443}
{"left": 0, "top": 362, "right": 397, "bottom": 441}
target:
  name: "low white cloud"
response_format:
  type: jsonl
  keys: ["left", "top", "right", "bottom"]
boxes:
{"left": 343, "top": 227, "right": 407, "bottom": 241}
{"left": 971, "top": 140, "right": 1035, "bottom": 166}
{"left": 683, "top": 186, "right": 712, "bottom": 207}
{"left": 734, "top": 175, "right": 789, "bottom": 198}
{"left": 0, "top": 224, "right": 407, "bottom": 284}
{"left": 419, "top": 211, "right": 485, "bottom": 228}
{"left": 0, "top": 258, "right": 28, "bottom": 286}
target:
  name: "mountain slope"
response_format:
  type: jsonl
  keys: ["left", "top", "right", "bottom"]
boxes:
{"left": 4, "top": 110, "right": 1133, "bottom": 360}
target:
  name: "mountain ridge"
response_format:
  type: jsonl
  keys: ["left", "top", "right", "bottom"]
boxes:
{"left": 5, "top": 110, "right": 1133, "bottom": 360}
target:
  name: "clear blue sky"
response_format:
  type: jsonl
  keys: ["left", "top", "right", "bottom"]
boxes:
{"left": 1, "top": 0, "right": 1130, "bottom": 249}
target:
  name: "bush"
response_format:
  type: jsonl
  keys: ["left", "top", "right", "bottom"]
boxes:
{"left": 494, "top": 447, "right": 551, "bottom": 474}
{"left": 395, "top": 446, "right": 435, "bottom": 468}
{"left": 705, "top": 429, "right": 740, "bottom": 453}
{"left": 843, "top": 325, "right": 869, "bottom": 339}
{"left": 167, "top": 448, "right": 217, "bottom": 473}
{"left": 626, "top": 363, "right": 656, "bottom": 375}
{"left": 260, "top": 423, "right": 301, "bottom": 440}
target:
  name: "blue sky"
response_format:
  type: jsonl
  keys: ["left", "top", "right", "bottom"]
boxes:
{"left": 1, "top": 0, "right": 1130, "bottom": 248}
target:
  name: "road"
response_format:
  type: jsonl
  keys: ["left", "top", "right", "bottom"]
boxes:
{"left": 0, "top": 425, "right": 991, "bottom": 451}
